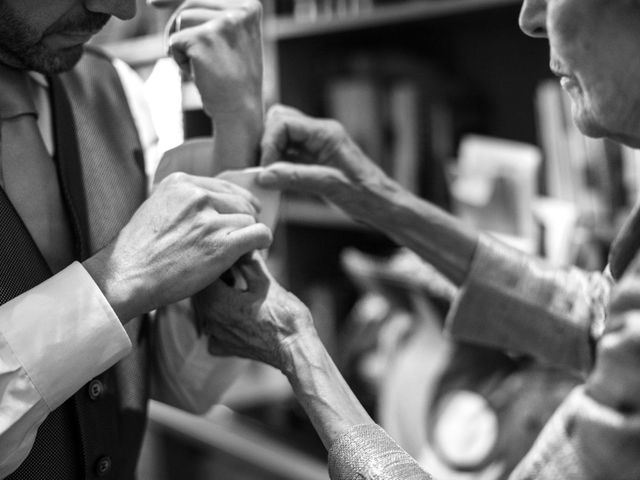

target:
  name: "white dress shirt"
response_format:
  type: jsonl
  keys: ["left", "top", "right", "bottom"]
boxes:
{"left": 0, "top": 58, "right": 244, "bottom": 477}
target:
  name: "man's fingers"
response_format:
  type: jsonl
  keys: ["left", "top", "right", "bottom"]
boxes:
{"left": 224, "top": 222, "right": 273, "bottom": 258}
{"left": 208, "top": 192, "right": 260, "bottom": 216}
{"left": 161, "top": 172, "right": 262, "bottom": 211}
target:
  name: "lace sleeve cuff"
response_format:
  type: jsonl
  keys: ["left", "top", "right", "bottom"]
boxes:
{"left": 328, "top": 424, "right": 432, "bottom": 480}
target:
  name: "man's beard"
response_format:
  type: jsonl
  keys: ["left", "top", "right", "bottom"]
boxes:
{"left": 0, "top": 4, "right": 110, "bottom": 74}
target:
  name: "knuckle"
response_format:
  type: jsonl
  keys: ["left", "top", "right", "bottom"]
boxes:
{"left": 244, "top": 0, "right": 263, "bottom": 18}
{"left": 223, "top": 10, "right": 241, "bottom": 25}
{"left": 268, "top": 104, "right": 288, "bottom": 119}
{"left": 196, "top": 16, "right": 229, "bottom": 42}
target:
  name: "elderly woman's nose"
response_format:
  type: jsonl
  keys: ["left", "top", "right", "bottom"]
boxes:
{"left": 519, "top": 0, "right": 547, "bottom": 38}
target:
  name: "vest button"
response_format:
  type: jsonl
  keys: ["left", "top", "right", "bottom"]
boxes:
{"left": 95, "top": 456, "right": 112, "bottom": 476}
{"left": 88, "top": 379, "right": 104, "bottom": 400}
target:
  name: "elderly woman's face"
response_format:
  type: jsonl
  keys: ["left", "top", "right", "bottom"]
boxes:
{"left": 521, "top": 0, "right": 640, "bottom": 147}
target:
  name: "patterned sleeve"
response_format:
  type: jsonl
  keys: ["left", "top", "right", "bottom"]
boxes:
{"left": 510, "top": 254, "right": 640, "bottom": 480}
{"left": 328, "top": 424, "right": 433, "bottom": 480}
{"left": 445, "top": 234, "right": 612, "bottom": 374}
{"left": 508, "top": 386, "right": 640, "bottom": 480}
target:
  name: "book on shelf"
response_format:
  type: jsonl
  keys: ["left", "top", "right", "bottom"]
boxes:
{"left": 323, "top": 52, "right": 467, "bottom": 207}
{"left": 451, "top": 134, "right": 541, "bottom": 252}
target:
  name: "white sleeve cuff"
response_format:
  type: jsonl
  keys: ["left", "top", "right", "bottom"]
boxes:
{"left": 0, "top": 262, "right": 132, "bottom": 410}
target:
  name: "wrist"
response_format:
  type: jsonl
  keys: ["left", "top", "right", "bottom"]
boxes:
{"left": 279, "top": 329, "right": 328, "bottom": 381}
{"left": 82, "top": 246, "right": 145, "bottom": 323}
{"left": 353, "top": 168, "right": 407, "bottom": 229}
{"left": 278, "top": 322, "right": 374, "bottom": 449}
{"left": 211, "top": 102, "right": 264, "bottom": 173}
{"left": 211, "top": 99, "right": 264, "bottom": 134}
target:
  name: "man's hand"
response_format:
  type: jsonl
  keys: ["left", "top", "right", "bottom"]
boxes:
{"left": 167, "top": 0, "right": 263, "bottom": 120}
{"left": 166, "top": 0, "right": 265, "bottom": 173}
{"left": 193, "top": 253, "right": 317, "bottom": 372}
{"left": 83, "top": 172, "right": 273, "bottom": 322}
{"left": 257, "top": 105, "right": 396, "bottom": 224}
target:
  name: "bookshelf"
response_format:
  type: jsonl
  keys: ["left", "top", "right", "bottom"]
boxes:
{"left": 264, "top": 0, "right": 521, "bottom": 40}
{"left": 103, "top": 0, "right": 523, "bottom": 55}
{"left": 266, "top": 0, "right": 552, "bottom": 291}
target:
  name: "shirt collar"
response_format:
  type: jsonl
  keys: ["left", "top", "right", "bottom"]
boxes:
{"left": 28, "top": 71, "right": 49, "bottom": 90}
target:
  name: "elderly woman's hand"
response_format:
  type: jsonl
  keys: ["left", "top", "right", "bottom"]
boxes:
{"left": 257, "top": 105, "right": 399, "bottom": 226}
{"left": 193, "top": 253, "right": 318, "bottom": 371}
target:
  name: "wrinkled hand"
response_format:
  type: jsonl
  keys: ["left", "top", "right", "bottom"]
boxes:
{"left": 257, "top": 105, "right": 394, "bottom": 222}
{"left": 167, "top": 0, "right": 263, "bottom": 119}
{"left": 193, "top": 253, "right": 317, "bottom": 371}
{"left": 84, "top": 172, "right": 272, "bottom": 322}
{"left": 587, "top": 251, "right": 640, "bottom": 409}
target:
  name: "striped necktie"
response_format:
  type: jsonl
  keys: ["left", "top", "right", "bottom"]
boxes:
{"left": 0, "top": 64, "right": 74, "bottom": 273}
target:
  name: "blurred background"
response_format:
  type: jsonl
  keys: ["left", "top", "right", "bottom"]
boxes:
{"left": 92, "top": 1, "right": 640, "bottom": 478}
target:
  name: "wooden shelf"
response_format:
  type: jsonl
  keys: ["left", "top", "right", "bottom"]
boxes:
{"left": 99, "top": 0, "right": 520, "bottom": 66}
{"left": 264, "top": 0, "right": 521, "bottom": 40}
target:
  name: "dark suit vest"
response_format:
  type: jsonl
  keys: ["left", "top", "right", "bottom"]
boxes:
{"left": 4, "top": 47, "right": 151, "bottom": 480}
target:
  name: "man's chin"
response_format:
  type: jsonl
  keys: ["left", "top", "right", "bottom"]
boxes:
{"left": 26, "top": 45, "right": 84, "bottom": 74}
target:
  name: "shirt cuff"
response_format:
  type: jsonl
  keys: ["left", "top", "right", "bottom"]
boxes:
{"left": 445, "top": 235, "right": 598, "bottom": 373}
{"left": 0, "top": 261, "right": 132, "bottom": 410}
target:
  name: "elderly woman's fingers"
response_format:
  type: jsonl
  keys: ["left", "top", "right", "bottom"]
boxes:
{"left": 260, "top": 104, "right": 349, "bottom": 167}
{"left": 256, "top": 162, "right": 347, "bottom": 196}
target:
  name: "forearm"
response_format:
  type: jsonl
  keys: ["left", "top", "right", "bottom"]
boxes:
{"left": 211, "top": 106, "right": 264, "bottom": 175}
{"left": 282, "top": 332, "right": 432, "bottom": 480}
{"left": 83, "top": 246, "right": 147, "bottom": 323}
{"left": 282, "top": 332, "right": 373, "bottom": 449}
{"left": 354, "top": 172, "right": 478, "bottom": 286}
